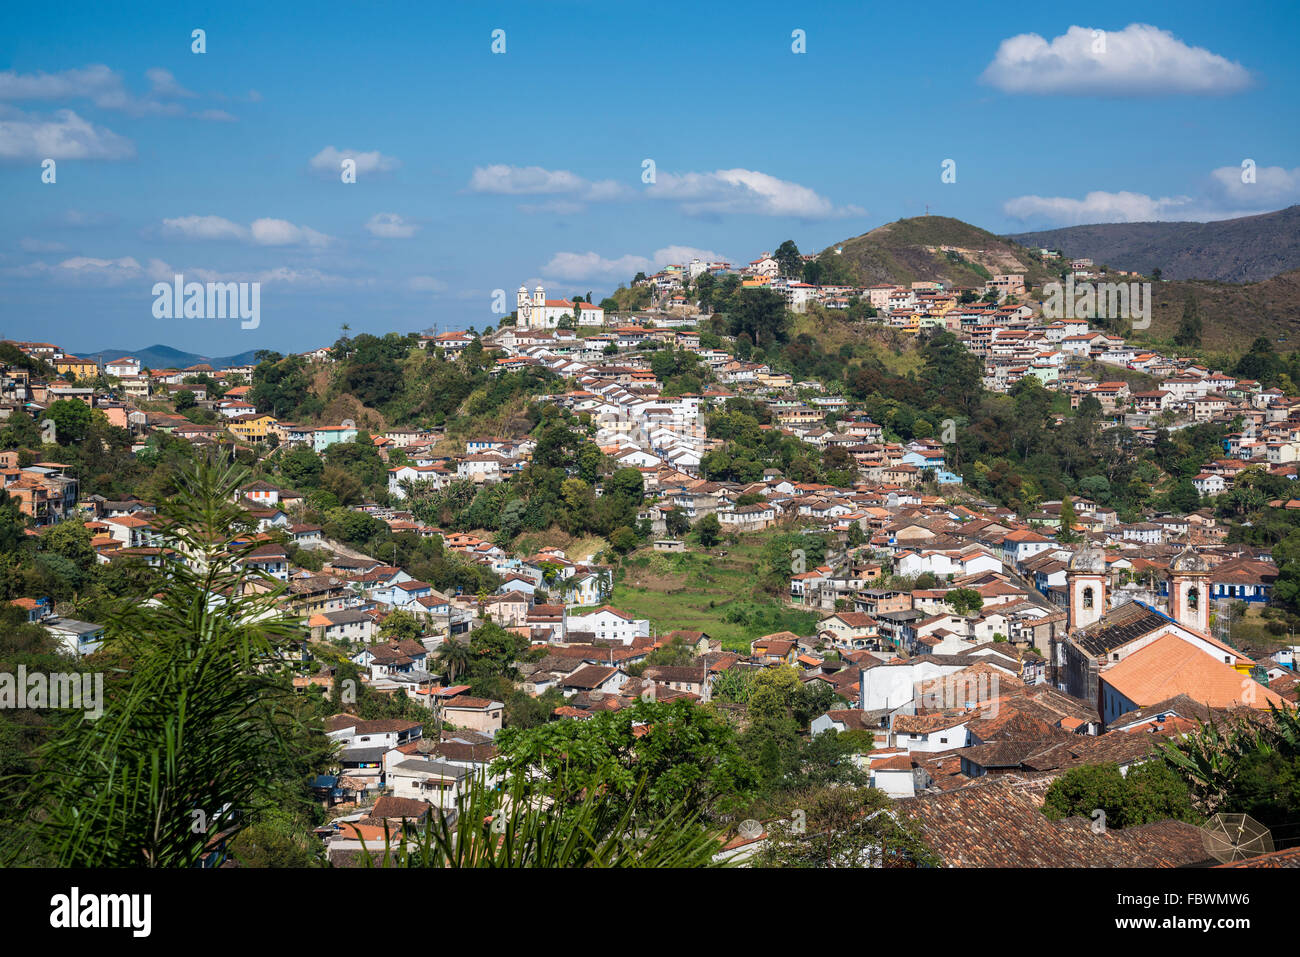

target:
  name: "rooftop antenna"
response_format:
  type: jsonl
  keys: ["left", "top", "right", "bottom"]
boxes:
{"left": 1201, "top": 813, "right": 1273, "bottom": 864}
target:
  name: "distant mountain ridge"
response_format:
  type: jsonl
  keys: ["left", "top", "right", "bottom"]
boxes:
{"left": 78, "top": 344, "right": 263, "bottom": 370}
{"left": 1007, "top": 206, "right": 1300, "bottom": 283}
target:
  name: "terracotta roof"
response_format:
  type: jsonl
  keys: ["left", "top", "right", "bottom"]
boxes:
{"left": 1101, "top": 634, "right": 1284, "bottom": 712}
{"left": 895, "top": 776, "right": 1212, "bottom": 867}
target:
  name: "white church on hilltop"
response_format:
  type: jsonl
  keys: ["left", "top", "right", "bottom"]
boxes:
{"left": 516, "top": 285, "right": 604, "bottom": 329}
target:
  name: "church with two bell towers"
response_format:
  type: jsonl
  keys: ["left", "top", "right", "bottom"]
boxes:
{"left": 515, "top": 284, "right": 604, "bottom": 329}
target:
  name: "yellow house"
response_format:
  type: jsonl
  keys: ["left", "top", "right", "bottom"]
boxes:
{"left": 227, "top": 413, "right": 278, "bottom": 442}
{"left": 54, "top": 356, "right": 100, "bottom": 380}
{"left": 897, "top": 312, "right": 921, "bottom": 334}
{"left": 756, "top": 371, "right": 794, "bottom": 389}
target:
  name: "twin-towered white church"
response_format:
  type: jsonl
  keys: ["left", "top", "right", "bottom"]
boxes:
{"left": 516, "top": 285, "right": 605, "bottom": 329}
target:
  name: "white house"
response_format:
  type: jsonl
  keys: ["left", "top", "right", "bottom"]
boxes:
{"left": 566, "top": 606, "right": 650, "bottom": 645}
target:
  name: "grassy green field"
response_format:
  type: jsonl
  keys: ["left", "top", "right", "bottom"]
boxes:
{"left": 598, "top": 537, "right": 819, "bottom": 652}
{"left": 1219, "top": 603, "right": 1295, "bottom": 659}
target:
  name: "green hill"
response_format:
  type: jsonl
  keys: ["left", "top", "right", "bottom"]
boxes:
{"left": 820, "top": 215, "right": 1055, "bottom": 289}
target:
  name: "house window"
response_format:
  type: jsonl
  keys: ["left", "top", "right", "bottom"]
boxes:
{"left": 1083, "top": 587, "right": 1094, "bottom": 609}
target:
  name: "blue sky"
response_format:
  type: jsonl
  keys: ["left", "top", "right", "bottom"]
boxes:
{"left": 2, "top": 0, "right": 1297, "bottom": 356}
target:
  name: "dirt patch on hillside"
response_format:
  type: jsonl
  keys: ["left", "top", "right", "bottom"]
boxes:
{"left": 622, "top": 568, "right": 686, "bottom": 591}
{"left": 322, "top": 392, "right": 388, "bottom": 433}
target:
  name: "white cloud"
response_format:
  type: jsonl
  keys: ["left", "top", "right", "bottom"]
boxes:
{"left": 194, "top": 109, "right": 237, "bottom": 123}
{"left": 160, "top": 215, "right": 333, "bottom": 247}
{"left": 0, "top": 108, "right": 134, "bottom": 160}
{"left": 1208, "top": 164, "right": 1300, "bottom": 207}
{"left": 161, "top": 215, "right": 248, "bottom": 241}
{"left": 647, "top": 168, "right": 862, "bottom": 218}
{"left": 0, "top": 64, "right": 126, "bottom": 106}
{"left": 1005, "top": 162, "right": 1300, "bottom": 225}
{"left": 145, "top": 68, "right": 195, "bottom": 99}
{"left": 651, "top": 245, "right": 730, "bottom": 266}
{"left": 980, "top": 23, "right": 1252, "bottom": 96}
{"left": 468, "top": 164, "right": 630, "bottom": 210}
{"left": 0, "top": 64, "right": 233, "bottom": 118}
{"left": 1003, "top": 190, "right": 1198, "bottom": 224}
{"left": 249, "top": 218, "right": 332, "bottom": 247}
{"left": 541, "top": 245, "right": 730, "bottom": 281}
{"left": 309, "top": 146, "right": 400, "bottom": 177}
{"left": 11, "top": 254, "right": 359, "bottom": 288}
{"left": 16, "top": 255, "right": 153, "bottom": 284}
{"left": 470, "top": 164, "right": 587, "bottom": 194}
{"left": 366, "top": 213, "right": 418, "bottom": 238}
{"left": 468, "top": 163, "right": 855, "bottom": 219}
{"left": 0, "top": 64, "right": 178, "bottom": 116}
{"left": 542, "top": 252, "right": 655, "bottom": 281}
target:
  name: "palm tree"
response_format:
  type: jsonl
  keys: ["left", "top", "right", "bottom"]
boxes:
{"left": 1160, "top": 714, "right": 1262, "bottom": 813}
{"left": 435, "top": 638, "right": 471, "bottom": 685}
{"left": 7, "top": 453, "right": 325, "bottom": 867}
{"left": 358, "top": 772, "right": 723, "bottom": 868}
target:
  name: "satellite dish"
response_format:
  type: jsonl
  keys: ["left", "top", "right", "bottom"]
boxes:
{"left": 340, "top": 418, "right": 356, "bottom": 430}
{"left": 1201, "top": 813, "right": 1274, "bottom": 864}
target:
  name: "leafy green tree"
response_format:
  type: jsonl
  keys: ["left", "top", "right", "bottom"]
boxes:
{"left": 1120, "top": 761, "right": 1197, "bottom": 827}
{"left": 729, "top": 288, "right": 788, "bottom": 347}
{"left": 1043, "top": 762, "right": 1128, "bottom": 824}
{"left": 1162, "top": 705, "right": 1300, "bottom": 833}
{"left": 320, "top": 465, "right": 363, "bottom": 507}
{"left": 463, "top": 621, "right": 530, "bottom": 692}
{"left": 944, "top": 587, "right": 984, "bottom": 616}
{"left": 249, "top": 353, "right": 321, "bottom": 420}
{"left": 493, "top": 699, "right": 758, "bottom": 819}
{"left": 756, "top": 785, "right": 939, "bottom": 868}
{"left": 8, "top": 454, "right": 328, "bottom": 867}
{"left": 46, "top": 399, "right": 92, "bottom": 445}
{"left": 435, "top": 638, "right": 472, "bottom": 684}
{"left": 1167, "top": 477, "right": 1201, "bottom": 514}
{"left": 665, "top": 509, "right": 691, "bottom": 538}
{"left": 279, "top": 446, "right": 324, "bottom": 488}
{"left": 748, "top": 666, "right": 803, "bottom": 724}
{"left": 378, "top": 610, "right": 424, "bottom": 642}
{"left": 323, "top": 508, "right": 385, "bottom": 546}
{"left": 1173, "top": 292, "right": 1203, "bottom": 348}
{"left": 228, "top": 807, "right": 324, "bottom": 867}
{"left": 323, "top": 437, "right": 386, "bottom": 488}
{"left": 694, "top": 513, "right": 721, "bottom": 547}
{"left": 609, "top": 526, "right": 640, "bottom": 554}
{"left": 1057, "top": 496, "right": 1078, "bottom": 542}
{"left": 773, "top": 240, "right": 802, "bottom": 279}
{"left": 1041, "top": 760, "right": 1194, "bottom": 828}
{"left": 0, "top": 490, "right": 28, "bottom": 557}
